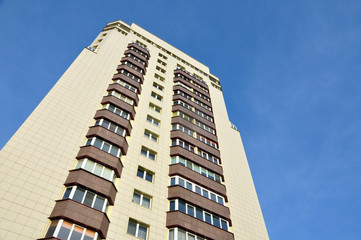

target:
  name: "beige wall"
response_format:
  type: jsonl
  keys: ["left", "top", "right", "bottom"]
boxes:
{"left": 0, "top": 20, "right": 268, "bottom": 240}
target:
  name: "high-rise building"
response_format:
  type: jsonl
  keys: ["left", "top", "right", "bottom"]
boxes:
{"left": 0, "top": 20, "right": 268, "bottom": 240}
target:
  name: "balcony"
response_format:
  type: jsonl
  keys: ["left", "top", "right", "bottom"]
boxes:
{"left": 172, "top": 105, "right": 215, "bottom": 129}
{"left": 112, "top": 73, "right": 142, "bottom": 93}
{"left": 100, "top": 95, "right": 135, "bottom": 120}
{"left": 116, "top": 65, "right": 144, "bottom": 81}
{"left": 174, "top": 68, "right": 208, "bottom": 89}
{"left": 94, "top": 109, "right": 132, "bottom": 136}
{"left": 121, "top": 56, "right": 147, "bottom": 74}
{"left": 107, "top": 83, "right": 139, "bottom": 106}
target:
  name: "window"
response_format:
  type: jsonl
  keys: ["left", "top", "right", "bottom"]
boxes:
{"left": 194, "top": 108, "right": 213, "bottom": 122}
{"left": 196, "top": 134, "right": 217, "bottom": 149}
{"left": 137, "top": 166, "right": 154, "bottom": 182}
{"left": 153, "top": 82, "right": 164, "bottom": 91}
{"left": 193, "top": 98, "right": 212, "bottom": 111}
{"left": 127, "top": 219, "right": 148, "bottom": 240}
{"left": 157, "top": 59, "right": 167, "bottom": 66}
{"left": 172, "top": 138, "right": 195, "bottom": 152}
{"left": 62, "top": 186, "right": 109, "bottom": 212}
{"left": 144, "top": 130, "right": 159, "bottom": 142}
{"left": 172, "top": 124, "right": 194, "bottom": 137}
{"left": 146, "top": 115, "right": 160, "bottom": 126}
{"left": 154, "top": 73, "right": 165, "bottom": 81}
{"left": 169, "top": 176, "right": 225, "bottom": 205}
{"left": 141, "top": 146, "right": 157, "bottom": 160}
{"left": 195, "top": 120, "right": 215, "bottom": 134}
{"left": 102, "top": 103, "right": 130, "bottom": 120}
{"left": 113, "top": 79, "right": 137, "bottom": 93}
{"left": 124, "top": 61, "right": 143, "bottom": 73}
{"left": 85, "top": 137, "right": 121, "bottom": 157}
{"left": 94, "top": 118, "right": 126, "bottom": 137}
{"left": 75, "top": 158, "right": 116, "bottom": 182}
{"left": 149, "top": 102, "right": 161, "bottom": 113}
{"left": 130, "top": 47, "right": 148, "bottom": 58}
{"left": 173, "top": 111, "right": 193, "bottom": 122}
{"left": 151, "top": 91, "right": 163, "bottom": 101}
{"left": 171, "top": 156, "right": 222, "bottom": 183}
{"left": 128, "top": 53, "right": 146, "bottom": 65}
{"left": 158, "top": 53, "right": 167, "bottom": 60}
{"left": 156, "top": 66, "right": 166, "bottom": 73}
{"left": 108, "top": 90, "right": 134, "bottom": 105}
{"left": 168, "top": 200, "right": 229, "bottom": 231}
{"left": 45, "top": 220, "right": 99, "bottom": 240}
{"left": 133, "top": 190, "right": 152, "bottom": 208}
{"left": 173, "top": 99, "right": 193, "bottom": 111}
{"left": 119, "top": 69, "right": 141, "bottom": 82}
{"left": 198, "top": 149, "right": 220, "bottom": 165}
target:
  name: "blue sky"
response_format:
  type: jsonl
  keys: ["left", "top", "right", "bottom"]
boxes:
{"left": 1, "top": 0, "right": 361, "bottom": 239}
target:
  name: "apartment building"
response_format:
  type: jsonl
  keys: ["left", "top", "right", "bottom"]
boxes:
{"left": 0, "top": 20, "right": 269, "bottom": 240}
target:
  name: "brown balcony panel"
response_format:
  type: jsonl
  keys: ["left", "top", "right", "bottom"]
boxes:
{"left": 170, "top": 130, "right": 220, "bottom": 158}
{"left": 174, "top": 69, "right": 208, "bottom": 89}
{"left": 112, "top": 73, "right": 142, "bottom": 93}
{"left": 76, "top": 145, "right": 123, "bottom": 177}
{"left": 38, "top": 238, "right": 59, "bottom": 240}
{"left": 174, "top": 77, "right": 210, "bottom": 98}
{"left": 170, "top": 146, "right": 223, "bottom": 176}
{"left": 94, "top": 109, "right": 132, "bottom": 136}
{"left": 166, "top": 211, "right": 234, "bottom": 240}
{"left": 168, "top": 186, "right": 230, "bottom": 220}
{"left": 86, "top": 126, "right": 128, "bottom": 155}
{"left": 116, "top": 65, "right": 144, "bottom": 81}
{"left": 121, "top": 57, "right": 147, "bottom": 74}
{"left": 127, "top": 43, "right": 150, "bottom": 58}
{"left": 173, "top": 85, "right": 211, "bottom": 107}
{"left": 173, "top": 95, "right": 213, "bottom": 116}
{"left": 172, "top": 105, "right": 215, "bottom": 129}
{"left": 101, "top": 95, "right": 135, "bottom": 120}
{"left": 124, "top": 49, "right": 148, "bottom": 63}
{"left": 169, "top": 164, "right": 226, "bottom": 197}
{"left": 64, "top": 169, "right": 117, "bottom": 204}
{"left": 171, "top": 117, "right": 218, "bottom": 142}
{"left": 107, "top": 83, "right": 139, "bottom": 106}
{"left": 49, "top": 199, "right": 109, "bottom": 238}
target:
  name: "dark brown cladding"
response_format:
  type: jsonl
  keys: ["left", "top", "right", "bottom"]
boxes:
{"left": 168, "top": 186, "right": 230, "bottom": 220}
{"left": 64, "top": 169, "right": 117, "bottom": 204}
{"left": 174, "top": 69, "right": 208, "bottom": 89}
{"left": 124, "top": 49, "right": 148, "bottom": 63}
{"left": 169, "top": 164, "right": 227, "bottom": 197}
{"left": 170, "top": 130, "right": 220, "bottom": 158}
{"left": 174, "top": 77, "right": 210, "bottom": 98}
{"left": 166, "top": 211, "right": 234, "bottom": 240}
{"left": 94, "top": 109, "right": 132, "bottom": 136}
{"left": 173, "top": 85, "right": 210, "bottom": 107}
{"left": 101, "top": 95, "right": 135, "bottom": 120}
{"left": 170, "top": 146, "right": 223, "bottom": 175}
{"left": 127, "top": 43, "right": 150, "bottom": 58}
{"left": 49, "top": 199, "right": 109, "bottom": 238}
{"left": 171, "top": 117, "right": 218, "bottom": 142}
{"left": 112, "top": 73, "right": 142, "bottom": 93}
{"left": 107, "top": 83, "right": 139, "bottom": 106}
{"left": 76, "top": 145, "right": 123, "bottom": 177}
{"left": 121, "top": 57, "right": 147, "bottom": 74}
{"left": 173, "top": 95, "right": 213, "bottom": 116}
{"left": 86, "top": 126, "right": 128, "bottom": 155}
{"left": 116, "top": 65, "right": 144, "bottom": 81}
{"left": 172, "top": 105, "right": 215, "bottom": 130}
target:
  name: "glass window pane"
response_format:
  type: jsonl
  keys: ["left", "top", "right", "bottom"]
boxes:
{"left": 57, "top": 221, "right": 72, "bottom": 240}
{"left": 179, "top": 157, "right": 185, "bottom": 166}
{"left": 62, "top": 188, "right": 72, "bottom": 199}
{"left": 187, "top": 205, "right": 194, "bottom": 217}
{"left": 186, "top": 182, "right": 192, "bottom": 191}
{"left": 102, "top": 142, "right": 110, "bottom": 152}
{"left": 188, "top": 234, "right": 196, "bottom": 240}
{"left": 109, "top": 123, "right": 116, "bottom": 132}
{"left": 202, "top": 190, "right": 209, "bottom": 198}
{"left": 102, "top": 119, "right": 110, "bottom": 128}
{"left": 93, "top": 138, "right": 102, "bottom": 149}
{"left": 149, "top": 152, "right": 155, "bottom": 160}
{"left": 75, "top": 159, "right": 83, "bottom": 169}
{"left": 138, "top": 225, "right": 147, "bottom": 240}
{"left": 142, "top": 197, "right": 150, "bottom": 208}
{"left": 110, "top": 146, "right": 119, "bottom": 157}
{"left": 170, "top": 177, "right": 176, "bottom": 186}
{"left": 196, "top": 207, "right": 203, "bottom": 220}
{"left": 45, "top": 220, "right": 58, "bottom": 238}
{"left": 178, "top": 229, "right": 186, "bottom": 240}
{"left": 169, "top": 200, "right": 176, "bottom": 211}
{"left": 133, "top": 192, "right": 141, "bottom": 204}
{"left": 69, "top": 225, "right": 83, "bottom": 240}
{"left": 195, "top": 186, "right": 201, "bottom": 195}
{"left": 137, "top": 169, "right": 144, "bottom": 178}
{"left": 83, "top": 191, "right": 95, "bottom": 207}
{"left": 186, "top": 161, "right": 192, "bottom": 169}
{"left": 83, "top": 229, "right": 95, "bottom": 240}
{"left": 205, "top": 213, "right": 212, "bottom": 224}
{"left": 178, "top": 200, "right": 186, "bottom": 213}
{"left": 210, "top": 193, "right": 217, "bottom": 202}
{"left": 93, "top": 164, "right": 103, "bottom": 176}
{"left": 201, "top": 168, "right": 207, "bottom": 176}
{"left": 145, "top": 172, "right": 153, "bottom": 182}
{"left": 94, "top": 196, "right": 105, "bottom": 211}
{"left": 168, "top": 229, "right": 174, "bottom": 240}
{"left": 127, "top": 220, "right": 137, "bottom": 236}
{"left": 218, "top": 196, "right": 224, "bottom": 205}
{"left": 171, "top": 157, "right": 177, "bottom": 164}
{"left": 102, "top": 168, "right": 112, "bottom": 180}
{"left": 84, "top": 160, "right": 95, "bottom": 172}
{"left": 73, "top": 187, "right": 85, "bottom": 202}
{"left": 193, "top": 164, "right": 200, "bottom": 173}
{"left": 221, "top": 220, "right": 228, "bottom": 231}
{"left": 213, "top": 216, "right": 220, "bottom": 228}
{"left": 178, "top": 178, "right": 184, "bottom": 187}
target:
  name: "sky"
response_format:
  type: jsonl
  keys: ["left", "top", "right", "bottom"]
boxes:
{"left": 1, "top": 0, "right": 361, "bottom": 239}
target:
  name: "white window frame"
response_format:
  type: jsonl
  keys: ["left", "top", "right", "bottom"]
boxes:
{"left": 144, "top": 129, "right": 159, "bottom": 142}
{"left": 45, "top": 219, "right": 99, "bottom": 240}
{"left": 153, "top": 82, "right": 164, "bottom": 91}
{"left": 151, "top": 91, "right": 163, "bottom": 101}
{"left": 75, "top": 158, "right": 116, "bottom": 182}
{"left": 62, "top": 186, "right": 108, "bottom": 212}
{"left": 149, "top": 102, "right": 161, "bottom": 113}
{"left": 137, "top": 166, "right": 154, "bottom": 183}
{"left": 141, "top": 146, "right": 157, "bottom": 160}
{"left": 127, "top": 219, "right": 148, "bottom": 240}
{"left": 102, "top": 103, "right": 130, "bottom": 120}
{"left": 113, "top": 79, "right": 137, "bottom": 93}
{"left": 95, "top": 118, "right": 126, "bottom": 137}
{"left": 146, "top": 115, "right": 160, "bottom": 126}
{"left": 85, "top": 137, "right": 121, "bottom": 157}
{"left": 132, "top": 190, "right": 152, "bottom": 208}
{"left": 109, "top": 90, "right": 134, "bottom": 105}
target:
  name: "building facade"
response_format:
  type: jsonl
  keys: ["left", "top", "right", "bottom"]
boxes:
{"left": 0, "top": 20, "right": 269, "bottom": 240}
